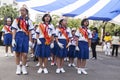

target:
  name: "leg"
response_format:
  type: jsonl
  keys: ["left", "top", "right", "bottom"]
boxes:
{"left": 5, "top": 45, "right": 8, "bottom": 53}
{"left": 43, "top": 58, "right": 48, "bottom": 68}
{"left": 81, "top": 59, "right": 88, "bottom": 74}
{"left": 15, "top": 52, "right": 21, "bottom": 65}
{"left": 115, "top": 45, "right": 119, "bottom": 57}
{"left": 56, "top": 57, "right": 61, "bottom": 73}
{"left": 112, "top": 45, "right": 115, "bottom": 56}
{"left": 21, "top": 53, "right": 27, "bottom": 66}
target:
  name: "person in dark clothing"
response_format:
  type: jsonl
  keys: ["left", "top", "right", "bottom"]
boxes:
{"left": 91, "top": 27, "right": 98, "bottom": 59}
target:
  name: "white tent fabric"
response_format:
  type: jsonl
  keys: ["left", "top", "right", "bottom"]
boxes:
{"left": 16, "top": 0, "right": 120, "bottom": 25}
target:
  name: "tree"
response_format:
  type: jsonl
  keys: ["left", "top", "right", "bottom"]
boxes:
{"left": 0, "top": 5, "right": 18, "bottom": 25}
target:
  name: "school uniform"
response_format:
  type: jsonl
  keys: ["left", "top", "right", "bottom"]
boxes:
{"left": 68, "top": 35, "right": 77, "bottom": 58}
{"left": 12, "top": 17, "right": 34, "bottom": 53}
{"left": 55, "top": 27, "right": 72, "bottom": 58}
{"left": 75, "top": 27, "right": 92, "bottom": 59}
{"left": 35, "top": 23, "right": 55, "bottom": 58}
{"left": 2, "top": 25, "right": 12, "bottom": 46}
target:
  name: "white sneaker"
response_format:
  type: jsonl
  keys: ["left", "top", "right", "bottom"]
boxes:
{"left": 37, "top": 68, "right": 43, "bottom": 73}
{"left": 71, "top": 63, "right": 76, "bottom": 67}
{"left": 56, "top": 68, "right": 61, "bottom": 73}
{"left": 51, "top": 62, "right": 55, "bottom": 66}
{"left": 77, "top": 68, "right": 82, "bottom": 74}
{"left": 5, "top": 53, "right": 8, "bottom": 57}
{"left": 60, "top": 68, "right": 65, "bottom": 73}
{"left": 22, "top": 65, "right": 28, "bottom": 75}
{"left": 36, "top": 62, "right": 40, "bottom": 67}
{"left": 81, "top": 68, "right": 88, "bottom": 75}
{"left": 26, "top": 63, "right": 28, "bottom": 67}
{"left": 68, "top": 63, "right": 72, "bottom": 67}
{"left": 16, "top": 65, "right": 21, "bottom": 75}
{"left": 43, "top": 68, "right": 48, "bottom": 74}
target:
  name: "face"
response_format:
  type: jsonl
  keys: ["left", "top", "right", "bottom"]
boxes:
{"left": 44, "top": 15, "right": 51, "bottom": 22}
{"left": 20, "top": 7, "right": 27, "bottom": 17}
{"left": 6, "top": 20, "right": 11, "bottom": 26}
{"left": 61, "top": 19, "right": 67, "bottom": 26}
{"left": 83, "top": 20, "right": 89, "bottom": 27}
{"left": 72, "top": 30, "right": 76, "bottom": 35}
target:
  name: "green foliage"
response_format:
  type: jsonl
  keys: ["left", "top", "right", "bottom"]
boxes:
{"left": 0, "top": 25, "right": 3, "bottom": 31}
{"left": 0, "top": 5, "right": 18, "bottom": 24}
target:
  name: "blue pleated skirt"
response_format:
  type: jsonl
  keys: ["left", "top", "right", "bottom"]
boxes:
{"left": 4, "top": 33, "right": 12, "bottom": 45}
{"left": 56, "top": 39, "right": 67, "bottom": 58}
{"left": 35, "top": 38, "right": 50, "bottom": 58}
{"left": 13, "top": 31, "right": 29, "bottom": 53}
{"left": 76, "top": 41, "right": 89, "bottom": 59}
{"left": 68, "top": 45, "right": 76, "bottom": 58}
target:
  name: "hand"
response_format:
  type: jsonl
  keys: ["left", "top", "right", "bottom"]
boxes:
{"left": 66, "top": 42, "right": 71, "bottom": 48}
{"left": 32, "top": 43, "right": 35, "bottom": 48}
{"left": 29, "top": 41, "right": 33, "bottom": 48}
{"left": 37, "top": 39, "right": 41, "bottom": 45}
{"left": 57, "top": 42, "right": 64, "bottom": 49}
{"left": 12, "top": 39, "right": 16, "bottom": 47}
{"left": 50, "top": 42, "right": 54, "bottom": 49}
{"left": 89, "top": 47, "right": 91, "bottom": 51}
{"left": 1, "top": 36, "right": 4, "bottom": 41}
{"left": 76, "top": 46, "right": 80, "bottom": 51}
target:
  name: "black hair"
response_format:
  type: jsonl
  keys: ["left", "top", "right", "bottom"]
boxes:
{"left": 42, "top": 14, "right": 52, "bottom": 24}
{"left": 59, "top": 19, "right": 64, "bottom": 26}
{"left": 4, "top": 17, "right": 13, "bottom": 26}
{"left": 114, "top": 32, "right": 119, "bottom": 36}
{"left": 81, "top": 18, "right": 89, "bottom": 26}
{"left": 93, "top": 27, "right": 98, "bottom": 33}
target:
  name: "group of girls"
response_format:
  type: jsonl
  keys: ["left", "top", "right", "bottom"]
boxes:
{"left": 2, "top": 6, "right": 92, "bottom": 75}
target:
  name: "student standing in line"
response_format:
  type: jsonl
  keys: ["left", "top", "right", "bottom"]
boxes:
{"left": 1, "top": 17, "right": 13, "bottom": 57}
{"left": 75, "top": 18, "right": 92, "bottom": 74}
{"left": 55, "top": 19, "right": 72, "bottom": 73}
{"left": 35, "top": 14, "right": 55, "bottom": 74}
{"left": 12, "top": 6, "right": 34, "bottom": 75}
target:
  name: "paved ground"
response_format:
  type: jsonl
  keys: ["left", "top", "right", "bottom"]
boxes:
{"left": 0, "top": 46, "right": 120, "bottom": 80}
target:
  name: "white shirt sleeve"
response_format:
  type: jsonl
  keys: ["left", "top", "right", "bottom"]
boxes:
{"left": 36, "top": 27, "right": 40, "bottom": 34}
{"left": 75, "top": 29, "right": 80, "bottom": 37}
{"left": 12, "top": 19, "right": 18, "bottom": 30}
{"left": 1, "top": 27, "right": 5, "bottom": 32}
{"left": 67, "top": 28, "right": 72, "bottom": 38}
{"left": 87, "top": 29, "right": 92, "bottom": 39}
{"left": 28, "top": 20, "right": 34, "bottom": 31}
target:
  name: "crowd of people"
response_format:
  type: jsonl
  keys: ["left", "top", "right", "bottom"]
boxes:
{"left": 1, "top": 6, "right": 120, "bottom": 75}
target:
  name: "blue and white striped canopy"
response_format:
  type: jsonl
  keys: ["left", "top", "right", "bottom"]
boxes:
{"left": 16, "top": 0, "right": 120, "bottom": 24}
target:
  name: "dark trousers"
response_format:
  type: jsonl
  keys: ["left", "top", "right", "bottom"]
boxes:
{"left": 112, "top": 45, "right": 119, "bottom": 56}
{"left": 91, "top": 42, "right": 97, "bottom": 59}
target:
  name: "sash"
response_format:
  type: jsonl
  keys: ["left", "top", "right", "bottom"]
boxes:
{"left": 39, "top": 23, "right": 51, "bottom": 45}
{"left": 79, "top": 27, "right": 88, "bottom": 41}
{"left": 4, "top": 25, "right": 12, "bottom": 33}
{"left": 59, "top": 27, "right": 69, "bottom": 42}
{"left": 16, "top": 18, "right": 29, "bottom": 35}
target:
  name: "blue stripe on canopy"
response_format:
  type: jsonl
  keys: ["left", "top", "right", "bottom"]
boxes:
{"left": 32, "top": 0, "right": 77, "bottom": 12}
{"left": 63, "top": 0, "right": 98, "bottom": 17}
{"left": 88, "top": 0, "right": 120, "bottom": 21}
{"left": 16, "top": 0, "right": 29, "bottom": 2}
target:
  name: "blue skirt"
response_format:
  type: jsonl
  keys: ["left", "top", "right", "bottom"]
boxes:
{"left": 68, "top": 45, "right": 76, "bottom": 58}
{"left": 13, "top": 32, "right": 29, "bottom": 53}
{"left": 76, "top": 41, "right": 89, "bottom": 59}
{"left": 56, "top": 39, "right": 67, "bottom": 58}
{"left": 35, "top": 38, "right": 50, "bottom": 58}
{"left": 3, "top": 33, "right": 12, "bottom": 45}
{"left": 50, "top": 41, "right": 58, "bottom": 55}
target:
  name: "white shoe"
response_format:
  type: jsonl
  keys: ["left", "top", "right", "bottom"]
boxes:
{"left": 77, "top": 68, "right": 82, "bottom": 74}
{"left": 43, "top": 68, "right": 48, "bottom": 74}
{"left": 60, "top": 68, "right": 65, "bottom": 73}
{"left": 68, "top": 63, "right": 72, "bottom": 67}
{"left": 56, "top": 68, "right": 61, "bottom": 73}
{"left": 37, "top": 68, "right": 43, "bottom": 73}
{"left": 36, "top": 62, "right": 40, "bottom": 67}
{"left": 81, "top": 68, "right": 88, "bottom": 75}
{"left": 71, "top": 63, "right": 76, "bottom": 67}
{"left": 5, "top": 53, "right": 8, "bottom": 57}
{"left": 51, "top": 62, "right": 55, "bottom": 66}
{"left": 16, "top": 65, "right": 21, "bottom": 75}
{"left": 31, "top": 54, "right": 34, "bottom": 57}
{"left": 26, "top": 63, "right": 28, "bottom": 67}
{"left": 22, "top": 65, "right": 28, "bottom": 75}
